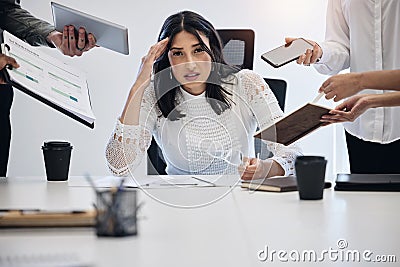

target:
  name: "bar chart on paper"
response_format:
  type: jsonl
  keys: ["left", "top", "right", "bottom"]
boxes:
{"left": 2, "top": 31, "right": 95, "bottom": 126}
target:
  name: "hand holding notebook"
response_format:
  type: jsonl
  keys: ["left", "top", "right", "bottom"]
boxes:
{"left": 254, "top": 92, "right": 331, "bottom": 145}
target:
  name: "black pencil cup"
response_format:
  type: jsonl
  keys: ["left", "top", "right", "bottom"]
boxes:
{"left": 95, "top": 189, "right": 137, "bottom": 237}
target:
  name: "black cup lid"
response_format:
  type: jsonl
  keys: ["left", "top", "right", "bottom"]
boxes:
{"left": 43, "top": 141, "right": 71, "bottom": 147}
{"left": 42, "top": 141, "right": 72, "bottom": 150}
{"left": 296, "top": 156, "right": 325, "bottom": 161}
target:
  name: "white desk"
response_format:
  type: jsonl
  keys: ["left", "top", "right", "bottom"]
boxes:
{"left": 0, "top": 176, "right": 399, "bottom": 266}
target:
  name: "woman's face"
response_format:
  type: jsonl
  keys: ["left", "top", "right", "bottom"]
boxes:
{"left": 168, "top": 30, "right": 212, "bottom": 95}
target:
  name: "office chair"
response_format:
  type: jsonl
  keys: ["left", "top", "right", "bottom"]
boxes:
{"left": 217, "top": 29, "right": 255, "bottom": 70}
{"left": 216, "top": 30, "right": 288, "bottom": 159}
{"left": 264, "top": 78, "right": 286, "bottom": 112}
{"left": 147, "top": 139, "right": 167, "bottom": 175}
{"left": 147, "top": 29, "right": 287, "bottom": 174}
{"left": 256, "top": 78, "right": 287, "bottom": 159}
{"left": 216, "top": 29, "right": 286, "bottom": 111}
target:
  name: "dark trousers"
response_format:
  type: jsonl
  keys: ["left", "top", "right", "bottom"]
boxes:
{"left": 345, "top": 130, "right": 400, "bottom": 174}
{"left": 0, "top": 84, "right": 13, "bottom": 177}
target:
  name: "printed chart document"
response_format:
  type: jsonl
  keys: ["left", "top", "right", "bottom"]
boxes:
{"left": 1, "top": 31, "right": 95, "bottom": 128}
{"left": 254, "top": 93, "right": 331, "bottom": 146}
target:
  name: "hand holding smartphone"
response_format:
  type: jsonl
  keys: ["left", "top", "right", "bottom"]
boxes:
{"left": 261, "top": 38, "right": 314, "bottom": 68}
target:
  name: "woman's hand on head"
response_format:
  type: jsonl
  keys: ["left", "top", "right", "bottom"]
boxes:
{"left": 121, "top": 38, "right": 169, "bottom": 125}
{"left": 135, "top": 38, "right": 169, "bottom": 88}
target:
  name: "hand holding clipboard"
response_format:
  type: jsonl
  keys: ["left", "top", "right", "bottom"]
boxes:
{"left": 0, "top": 44, "right": 19, "bottom": 72}
{"left": 1, "top": 31, "right": 96, "bottom": 128}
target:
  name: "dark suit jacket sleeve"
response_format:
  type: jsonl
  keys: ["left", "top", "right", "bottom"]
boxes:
{"left": 0, "top": 0, "right": 55, "bottom": 47}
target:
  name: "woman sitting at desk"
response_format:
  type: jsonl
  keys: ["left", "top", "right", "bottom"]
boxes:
{"left": 105, "top": 11, "right": 301, "bottom": 179}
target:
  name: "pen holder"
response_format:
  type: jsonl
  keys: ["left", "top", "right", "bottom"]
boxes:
{"left": 95, "top": 189, "right": 137, "bottom": 237}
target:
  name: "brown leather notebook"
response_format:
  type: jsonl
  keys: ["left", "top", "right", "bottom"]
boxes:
{"left": 241, "top": 176, "right": 332, "bottom": 192}
{"left": 254, "top": 103, "right": 331, "bottom": 146}
{"left": 0, "top": 209, "right": 96, "bottom": 228}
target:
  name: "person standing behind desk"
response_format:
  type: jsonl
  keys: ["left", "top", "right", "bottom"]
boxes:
{"left": 0, "top": 0, "right": 97, "bottom": 177}
{"left": 288, "top": 0, "right": 400, "bottom": 174}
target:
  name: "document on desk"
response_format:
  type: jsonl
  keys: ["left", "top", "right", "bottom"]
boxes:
{"left": 69, "top": 175, "right": 240, "bottom": 188}
{"left": 1, "top": 31, "right": 95, "bottom": 128}
{"left": 152, "top": 175, "right": 240, "bottom": 187}
{"left": 68, "top": 176, "right": 156, "bottom": 188}
{"left": 0, "top": 253, "right": 91, "bottom": 267}
{"left": 154, "top": 175, "right": 211, "bottom": 187}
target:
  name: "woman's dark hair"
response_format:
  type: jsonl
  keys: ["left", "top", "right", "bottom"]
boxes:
{"left": 153, "top": 10, "right": 239, "bottom": 120}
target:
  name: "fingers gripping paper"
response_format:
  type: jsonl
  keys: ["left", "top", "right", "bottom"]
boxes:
{"left": 1, "top": 31, "right": 95, "bottom": 128}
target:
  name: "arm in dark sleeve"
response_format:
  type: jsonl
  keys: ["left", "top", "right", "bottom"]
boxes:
{"left": 0, "top": 0, "right": 55, "bottom": 47}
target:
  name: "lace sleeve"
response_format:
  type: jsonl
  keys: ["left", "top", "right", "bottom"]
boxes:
{"left": 239, "top": 70, "right": 302, "bottom": 176}
{"left": 105, "top": 120, "right": 152, "bottom": 176}
{"left": 266, "top": 142, "right": 302, "bottom": 176}
{"left": 105, "top": 85, "right": 157, "bottom": 176}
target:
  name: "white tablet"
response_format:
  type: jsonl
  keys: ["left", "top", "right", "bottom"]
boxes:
{"left": 51, "top": 2, "right": 129, "bottom": 55}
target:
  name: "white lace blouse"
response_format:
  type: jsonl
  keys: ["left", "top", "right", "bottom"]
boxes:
{"left": 105, "top": 69, "right": 302, "bottom": 176}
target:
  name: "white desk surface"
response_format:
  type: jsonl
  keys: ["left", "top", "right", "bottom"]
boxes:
{"left": 0, "top": 176, "right": 399, "bottom": 267}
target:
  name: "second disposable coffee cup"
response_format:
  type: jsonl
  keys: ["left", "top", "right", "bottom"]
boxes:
{"left": 42, "top": 141, "right": 72, "bottom": 181}
{"left": 295, "top": 156, "right": 327, "bottom": 200}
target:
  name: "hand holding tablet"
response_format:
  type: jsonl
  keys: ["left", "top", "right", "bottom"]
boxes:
{"left": 51, "top": 2, "right": 129, "bottom": 55}
{"left": 47, "top": 25, "right": 97, "bottom": 56}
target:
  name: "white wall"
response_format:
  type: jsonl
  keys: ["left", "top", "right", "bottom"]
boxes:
{"left": 8, "top": 0, "right": 349, "bottom": 179}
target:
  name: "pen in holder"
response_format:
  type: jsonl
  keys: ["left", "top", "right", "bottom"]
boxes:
{"left": 95, "top": 188, "right": 138, "bottom": 237}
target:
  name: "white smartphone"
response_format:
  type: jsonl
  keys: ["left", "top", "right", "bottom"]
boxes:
{"left": 261, "top": 38, "right": 314, "bottom": 68}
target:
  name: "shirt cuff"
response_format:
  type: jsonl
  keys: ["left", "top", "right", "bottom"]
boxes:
{"left": 45, "top": 30, "right": 58, "bottom": 48}
{"left": 269, "top": 157, "right": 292, "bottom": 177}
{"left": 314, "top": 42, "right": 331, "bottom": 64}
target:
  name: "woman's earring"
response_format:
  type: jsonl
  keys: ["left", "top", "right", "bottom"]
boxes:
{"left": 169, "top": 69, "right": 173, "bottom": 80}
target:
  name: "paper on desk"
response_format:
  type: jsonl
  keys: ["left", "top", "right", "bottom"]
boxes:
{"left": 0, "top": 252, "right": 92, "bottom": 267}
{"left": 152, "top": 175, "right": 209, "bottom": 187}
{"left": 152, "top": 175, "right": 241, "bottom": 187}
{"left": 68, "top": 176, "right": 159, "bottom": 188}
{"left": 69, "top": 175, "right": 241, "bottom": 188}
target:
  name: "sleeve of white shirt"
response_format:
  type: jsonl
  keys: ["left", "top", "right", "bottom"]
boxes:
{"left": 314, "top": 0, "right": 351, "bottom": 75}
{"left": 105, "top": 84, "right": 157, "bottom": 176}
{"left": 239, "top": 70, "right": 302, "bottom": 176}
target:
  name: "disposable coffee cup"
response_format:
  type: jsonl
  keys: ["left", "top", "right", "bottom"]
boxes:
{"left": 295, "top": 156, "right": 327, "bottom": 200}
{"left": 42, "top": 141, "right": 72, "bottom": 181}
